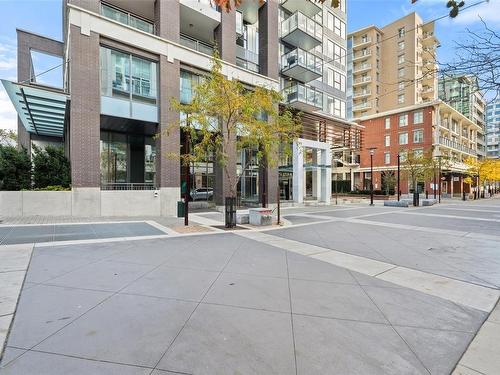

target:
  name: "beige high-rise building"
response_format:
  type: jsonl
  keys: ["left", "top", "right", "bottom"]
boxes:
{"left": 348, "top": 12, "right": 439, "bottom": 119}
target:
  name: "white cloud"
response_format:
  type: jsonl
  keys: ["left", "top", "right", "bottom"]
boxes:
{"left": 447, "top": 0, "right": 500, "bottom": 27}
{"left": 0, "top": 89, "right": 17, "bottom": 132}
{"left": 0, "top": 57, "right": 16, "bottom": 70}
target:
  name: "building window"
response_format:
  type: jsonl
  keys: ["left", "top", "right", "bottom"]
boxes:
{"left": 334, "top": 17, "right": 345, "bottom": 38}
{"left": 385, "top": 135, "right": 391, "bottom": 147}
{"left": 399, "top": 150, "right": 408, "bottom": 162}
{"left": 180, "top": 70, "right": 200, "bottom": 104}
{"left": 384, "top": 152, "right": 391, "bottom": 165}
{"left": 334, "top": 71, "right": 346, "bottom": 92}
{"left": 398, "top": 41, "right": 405, "bottom": 51}
{"left": 413, "top": 129, "right": 424, "bottom": 143}
{"left": 398, "top": 82, "right": 405, "bottom": 91}
{"left": 100, "top": 46, "right": 158, "bottom": 121}
{"left": 326, "top": 12, "right": 334, "bottom": 31}
{"left": 399, "top": 114, "right": 408, "bottom": 127}
{"left": 334, "top": 43, "right": 346, "bottom": 66}
{"left": 385, "top": 117, "right": 391, "bottom": 129}
{"left": 398, "top": 67, "right": 405, "bottom": 78}
{"left": 414, "top": 148, "right": 424, "bottom": 158}
{"left": 398, "top": 27, "right": 405, "bottom": 38}
{"left": 398, "top": 94, "right": 405, "bottom": 104}
{"left": 327, "top": 68, "right": 334, "bottom": 87}
{"left": 413, "top": 110, "right": 423, "bottom": 124}
{"left": 326, "top": 39, "right": 334, "bottom": 59}
{"left": 398, "top": 54, "right": 405, "bottom": 64}
{"left": 399, "top": 132, "right": 408, "bottom": 145}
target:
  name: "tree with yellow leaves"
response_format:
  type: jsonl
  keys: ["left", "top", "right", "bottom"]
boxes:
{"left": 464, "top": 157, "right": 500, "bottom": 197}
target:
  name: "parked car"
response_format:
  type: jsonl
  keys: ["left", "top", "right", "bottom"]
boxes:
{"left": 191, "top": 188, "right": 214, "bottom": 201}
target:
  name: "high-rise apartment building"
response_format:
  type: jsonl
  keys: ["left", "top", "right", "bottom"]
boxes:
{"left": 347, "top": 13, "right": 480, "bottom": 197}
{"left": 486, "top": 100, "right": 500, "bottom": 159}
{"left": 347, "top": 13, "right": 438, "bottom": 119}
{"left": 2, "top": 0, "right": 360, "bottom": 216}
{"left": 438, "top": 75, "right": 486, "bottom": 159}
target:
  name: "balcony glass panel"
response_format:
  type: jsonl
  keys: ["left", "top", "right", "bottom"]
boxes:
{"left": 281, "top": 11, "right": 322, "bottom": 41}
{"left": 283, "top": 83, "right": 322, "bottom": 109}
{"left": 101, "top": 3, "right": 154, "bottom": 34}
{"left": 281, "top": 48, "right": 322, "bottom": 75}
{"left": 180, "top": 34, "right": 215, "bottom": 55}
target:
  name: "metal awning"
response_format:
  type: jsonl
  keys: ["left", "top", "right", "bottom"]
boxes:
{"left": 1, "top": 79, "right": 69, "bottom": 138}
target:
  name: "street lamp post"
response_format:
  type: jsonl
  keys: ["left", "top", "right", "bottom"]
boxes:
{"left": 397, "top": 153, "right": 400, "bottom": 201}
{"left": 436, "top": 155, "right": 442, "bottom": 204}
{"left": 368, "top": 148, "right": 376, "bottom": 206}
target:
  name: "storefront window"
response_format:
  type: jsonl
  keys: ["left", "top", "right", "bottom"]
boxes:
{"left": 100, "top": 131, "right": 156, "bottom": 188}
{"left": 237, "top": 148, "right": 259, "bottom": 206}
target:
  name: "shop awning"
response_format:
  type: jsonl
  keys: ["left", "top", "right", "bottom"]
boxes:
{"left": 1, "top": 79, "right": 69, "bottom": 138}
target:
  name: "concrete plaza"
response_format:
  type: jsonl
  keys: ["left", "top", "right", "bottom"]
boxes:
{"left": 1, "top": 198, "right": 500, "bottom": 374}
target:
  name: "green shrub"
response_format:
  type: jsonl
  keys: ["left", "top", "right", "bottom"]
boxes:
{"left": 32, "top": 145, "right": 71, "bottom": 189}
{"left": 32, "top": 185, "right": 71, "bottom": 191}
{"left": 0, "top": 145, "right": 32, "bottom": 190}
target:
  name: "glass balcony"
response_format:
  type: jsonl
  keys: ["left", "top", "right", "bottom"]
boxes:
{"left": 281, "top": 48, "right": 322, "bottom": 83}
{"left": 281, "top": 11, "right": 322, "bottom": 50}
{"left": 180, "top": 34, "right": 215, "bottom": 55}
{"left": 280, "top": 0, "right": 321, "bottom": 18}
{"left": 101, "top": 3, "right": 154, "bottom": 34}
{"left": 236, "top": 45, "right": 260, "bottom": 73}
{"left": 282, "top": 82, "right": 323, "bottom": 112}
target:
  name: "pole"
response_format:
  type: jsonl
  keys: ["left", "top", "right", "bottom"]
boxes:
{"left": 397, "top": 154, "right": 400, "bottom": 201}
{"left": 335, "top": 178, "right": 338, "bottom": 205}
{"left": 370, "top": 153, "right": 374, "bottom": 206}
{"left": 433, "top": 167, "right": 436, "bottom": 199}
{"left": 184, "top": 117, "right": 190, "bottom": 226}
{"left": 277, "top": 182, "right": 281, "bottom": 225}
{"left": 438, "top": 157, "right": 441, "bottom": 204}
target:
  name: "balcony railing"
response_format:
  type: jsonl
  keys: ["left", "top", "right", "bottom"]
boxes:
{"left": 439, "top": 137, "right": 477, "bottom": 156}
{"left": 353, "top": 63, "right": 372, "bottom": 73}
{"left": 353, "top": 76, "right": 372, "bottom": 85}
{"left": 236, "top": 45, "right": 259, "bottom": 73}
{"left": 353, "top": 89, "right": 371, "bottom": 98}
{"left": 282, "top": 82, "right": 323, "bottom": 109}
{"left": 101, "top": 183, "right": 156, "bottom": 190}
{"left": 352, "top": 102, "right": 372, "bottom": 111}
{"left": 352, "top": 50, "right": 372, "bottom": 61}
{"left": 180, "top": 34, "right": 215, "bottom": 55}
{"left": 281, "top": 48, "right": 322, "bottom": 81}
{"left": 353, "top": 37, "right": 372, "bottom": 48}
{"left": 281, "top": 11, "right": 322, "bottom": 49}
{"left": 101, "top": 3, "right": 154, "bottom": 34}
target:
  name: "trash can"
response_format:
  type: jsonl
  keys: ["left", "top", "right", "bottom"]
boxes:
{"left": 177, "top": 201, "right": 184, "bottom": 218}
{"left": 225, "top": 197, "right": 236, "bottom": 228}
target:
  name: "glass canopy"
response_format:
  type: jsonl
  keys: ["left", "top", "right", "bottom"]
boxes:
{"left": 1, "top": 79, "right": 69, "bottom": 138}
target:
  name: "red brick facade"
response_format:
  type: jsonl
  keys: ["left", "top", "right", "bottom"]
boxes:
{"left": 358, "top": 105, "right": 435, "bottom": 194}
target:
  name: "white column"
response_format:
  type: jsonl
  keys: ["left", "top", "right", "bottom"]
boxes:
{"left": 323, "top": 147, "right": 332, "bottom": 204}
{"left": 292, "top": 141, "right": 303, "bottom": 204}
{"left": 350, "top": 169, "right": 355, "bottom": 190}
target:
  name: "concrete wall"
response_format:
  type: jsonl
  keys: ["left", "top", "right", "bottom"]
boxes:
{"left": 0, "top": 189, "right": 180, "bottom": 217}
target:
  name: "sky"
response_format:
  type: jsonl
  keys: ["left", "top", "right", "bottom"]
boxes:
{"left": 0, "top": 0, "right": 499, "bottom": 133}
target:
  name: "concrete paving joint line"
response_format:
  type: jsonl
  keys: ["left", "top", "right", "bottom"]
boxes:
{"left": 452, "top": 299, "right": 500, "bottom": 375}
{"left": 235, "top": 231, "right": 500, "bottom": 313}
{"left": 0, "top": 243, "right": 34, "bottom": 361}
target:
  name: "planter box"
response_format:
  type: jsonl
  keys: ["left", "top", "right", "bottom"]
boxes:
{"left": 384, "top": 200, "right": 409, "bottom": 207}
{"left": 249, "top": 208, "right": 273, "bottom": 226}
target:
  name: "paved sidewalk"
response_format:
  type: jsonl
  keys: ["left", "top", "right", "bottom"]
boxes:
{"left": 0, "top": 244, "right": 33, "bottom": 359}
{"left": 1, "top": 199, "right": 499, "bottom": 374}
{"left": 453, "top": 300, "right": 500, "bottom": 375}
{"left": 0, "top": 233, "right": 490, "bottom": 375}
